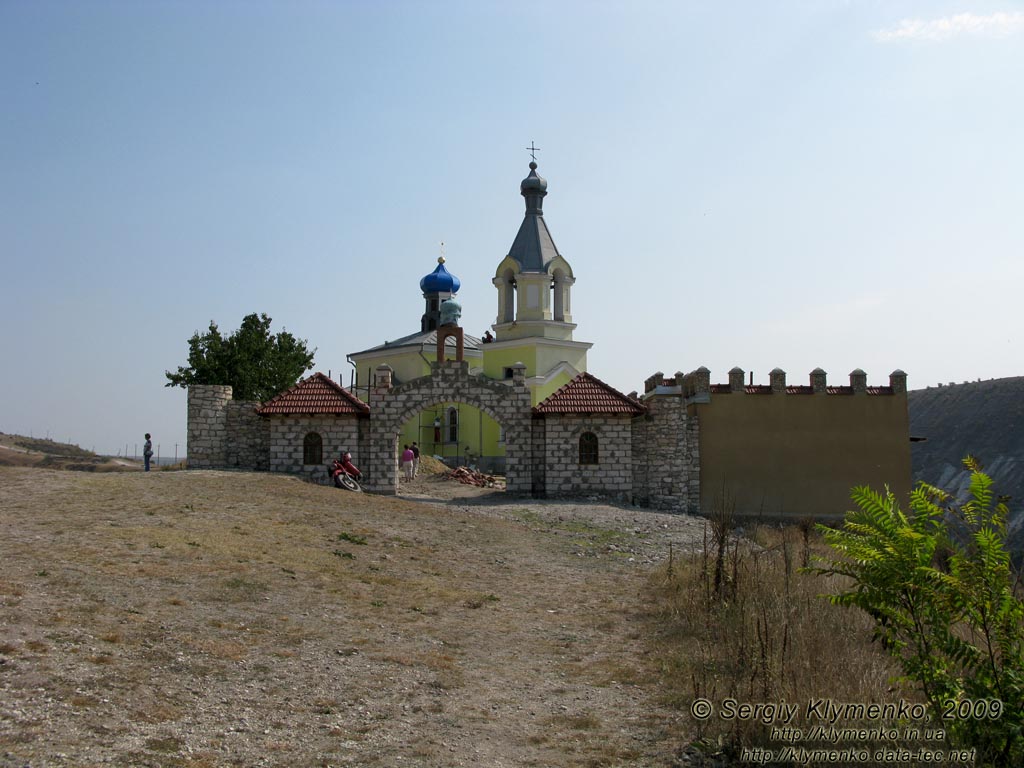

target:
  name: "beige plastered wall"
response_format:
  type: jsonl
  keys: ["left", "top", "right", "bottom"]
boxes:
{"left": 692, "top": 392, "right": 911, "bottom": 520}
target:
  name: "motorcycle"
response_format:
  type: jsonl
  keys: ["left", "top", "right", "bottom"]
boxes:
{"left": 329, "top": 452, "right": 363, "bottom": 492}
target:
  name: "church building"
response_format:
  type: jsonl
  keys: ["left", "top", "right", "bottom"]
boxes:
{"left": 345, "top": 160, "right": 596, "bottom": 473}
{"left": 186, "top": 159, "right": 912, "bottom": 521}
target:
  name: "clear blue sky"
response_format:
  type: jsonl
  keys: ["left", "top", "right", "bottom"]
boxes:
{"left": 2, "top": 1, "right": 1022, "bottom": 456}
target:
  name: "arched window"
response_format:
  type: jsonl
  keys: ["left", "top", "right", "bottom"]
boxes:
{"left": 447, "top": 407, "right": 459, "bottom": 443}
{"left": 303, "top": 432, "right": 323, "bottom": 465}
{"left": 579, "top": 432, "right": 599, "bottom": 465}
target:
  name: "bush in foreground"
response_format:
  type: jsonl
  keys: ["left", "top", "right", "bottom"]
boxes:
{"left": 814, "top": 458, "right": 1024, "bottom": 766}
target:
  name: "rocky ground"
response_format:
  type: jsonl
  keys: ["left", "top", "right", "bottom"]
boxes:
{"left": 0, "top": 467, "right": 710, "bottom": 768}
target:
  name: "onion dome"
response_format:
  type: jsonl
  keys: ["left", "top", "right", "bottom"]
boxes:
{"left": 520, "top": 161, "right": 548, "bottom": 196}
{"left": 420, "top": 256, "right": 461, "bottom": 294}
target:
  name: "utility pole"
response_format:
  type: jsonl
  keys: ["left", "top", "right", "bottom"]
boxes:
{"left": 174, "top": 444, "right": 178, "bottom": 463}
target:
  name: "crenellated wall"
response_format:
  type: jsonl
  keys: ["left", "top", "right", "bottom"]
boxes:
{"left": 188, "top": 364, "right": 910, "bottom": 517}
{"left": 645, "top": 366, "right": 911, "bottom": 521}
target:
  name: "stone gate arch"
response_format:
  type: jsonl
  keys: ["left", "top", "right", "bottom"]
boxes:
{"left": 365, "top": 360, "right": 533, "bottom": 495}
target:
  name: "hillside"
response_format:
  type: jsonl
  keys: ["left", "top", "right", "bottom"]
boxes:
{"left": 0, "top": 467, "right": 705, "bottom": 766}
{"left": 0, "top": 433, "right": 139, "bottom": 472}
{"left": 908, "top": 376, "right": 1024, "bottom": 552}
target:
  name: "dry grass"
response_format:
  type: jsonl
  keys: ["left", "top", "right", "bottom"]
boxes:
{"left": 0, "top": 466, "right": 680, "bottom": 766}
{"left": 645, "top": 522, "right": 913, "bottom": 757}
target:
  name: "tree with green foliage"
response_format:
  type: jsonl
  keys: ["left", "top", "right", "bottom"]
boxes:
{"left": 814, "top": 458, "right": 1024, "bottom": 765}
{"left": 165, "top": 313, "right": 315, "bottom": 402}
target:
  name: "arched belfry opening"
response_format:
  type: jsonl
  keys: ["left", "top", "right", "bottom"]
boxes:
{"left": 495, "top": 267, "right": 516, "bottom": 324}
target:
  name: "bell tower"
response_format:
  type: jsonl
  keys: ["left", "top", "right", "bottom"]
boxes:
{"left": 492, "top": 161, "right": 577, "bottom": 342}
{"left": 483, "top": 158, "right": 592, "bottom": 399}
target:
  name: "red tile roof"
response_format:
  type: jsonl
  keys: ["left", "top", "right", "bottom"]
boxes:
{"left": 534, "top": 373, "right": 646, "bottom": 415}
{"left": 257, "top": 373, "right": 369, "bottom": 416}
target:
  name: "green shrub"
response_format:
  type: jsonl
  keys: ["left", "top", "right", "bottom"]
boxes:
{"left": 814, "top": 458, "right": 1024, "bottom": 765}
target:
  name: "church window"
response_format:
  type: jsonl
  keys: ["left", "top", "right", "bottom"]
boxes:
{"left": 303, "top": 432, "right": 323, "bottom": 465}
{"left": 446, "top": 407, "right": 459, "bottom": 443}
{"left": 579, "top": 432, "right": 599, "bottom": 465}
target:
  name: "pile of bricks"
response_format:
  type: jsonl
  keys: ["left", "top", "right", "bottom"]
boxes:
{"left": 442, "top": 466, "right": 503, "bottom": 488}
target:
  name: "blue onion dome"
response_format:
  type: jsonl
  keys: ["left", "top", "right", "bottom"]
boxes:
{"left": 420, "top": 257, "right": 461, "bottom": 294}
{"left": 520, "top": 161, "right": 548, "bottom": 195}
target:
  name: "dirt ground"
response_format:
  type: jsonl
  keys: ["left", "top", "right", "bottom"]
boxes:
{"left": 0, "top": 467, "right": 709, "bottom": 768}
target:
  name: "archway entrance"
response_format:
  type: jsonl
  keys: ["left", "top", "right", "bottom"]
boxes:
{"left": 365, "top": 360, "right": 532, "bottom": 495}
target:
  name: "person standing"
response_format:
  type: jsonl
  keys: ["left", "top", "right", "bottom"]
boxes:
{"left": 411, "top": 442, "right": 420, "bottom": 477}
{"left": 401, "top": 444, "right": 415, "bottom": 481}
{"left": 143, "top": 433, "right": 153, "bottom": 472}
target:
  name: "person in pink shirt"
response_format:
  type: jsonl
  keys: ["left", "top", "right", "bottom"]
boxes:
{"left": 400, "top": 444, "right": 415, "bottom": 481}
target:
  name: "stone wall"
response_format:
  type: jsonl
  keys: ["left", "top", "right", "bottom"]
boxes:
{"left": 530, "top": 416, "right": 546, "bottom": 496}
{"left": 367, "top": 360, "right": 532, "bottom": 495}
{"left": 187, "top": 385, "right": 232, "bottom": 469}
{"left": 187, "top": 385, "right": 268, "bottom": 471}
{"left": 267, "top": 415, "right": 363, "bottom": 484}
{"left": 631, "top": 385, "right": 697, "bottom": 512}
{"left": 225, "top": 401, "right": 269, "bottom": 471}
{"left": 541, "top": 415, "right": 634, "bottom": 501}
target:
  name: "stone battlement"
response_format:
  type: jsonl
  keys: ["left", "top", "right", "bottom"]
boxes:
{"left": 644, "top": 367, "right": 907, "bottom": 397}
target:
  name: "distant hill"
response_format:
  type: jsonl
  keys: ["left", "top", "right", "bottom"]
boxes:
{"left": 0, "top": 432, "right": 141, "bottom": 472}
{"left": 908, "top": 377, "right": 1024, "bottom": 556}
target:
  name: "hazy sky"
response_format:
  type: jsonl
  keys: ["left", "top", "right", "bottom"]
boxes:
{"left": 2, "top": 1, "right": 1022, "bottom": 456}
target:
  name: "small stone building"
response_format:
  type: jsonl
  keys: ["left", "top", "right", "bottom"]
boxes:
{"left": 531, "top": 373, "right": 646, "bottom": 500}
{"left": 256, "top": 373, "right": 370, "bottom": 483}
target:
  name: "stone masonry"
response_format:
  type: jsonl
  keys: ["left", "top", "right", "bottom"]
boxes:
{"left": 540, "top": 415, "right": 634, "bottom": 501}
{"left": 225, "top": 402, "right": 270, "bottom": 471}
{"left": 187, "top": 385, "right": 233, "bottom": 469}
{"left": 266, "top": 415, "right": 361, "bottom": 483}
{"left": 630, "top": 372, "right": 698, "bottom": 512}
{"left": 367, "top": 360, "right": 532, "bottom": 495}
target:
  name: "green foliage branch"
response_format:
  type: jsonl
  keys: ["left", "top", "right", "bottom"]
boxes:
{"left": 813, "top": 458, "right": 1024, "bottom": 765}
{"left": 164, "top": 313, "right": 315, "bottom": 402}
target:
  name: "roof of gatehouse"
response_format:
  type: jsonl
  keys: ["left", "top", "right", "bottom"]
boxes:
{"left": 533, "top": 372, "right": 646, "bottom": 415}
{"left": 257, "top": 372, "right": 370, "bottom": 416}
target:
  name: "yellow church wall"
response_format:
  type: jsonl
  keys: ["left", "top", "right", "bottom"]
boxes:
{"left": 482, "top": 345, "right": 537, "bottom": 381}
{"left": 535, "top": 345, "right": 588, "bottom": 379}
{"left": 352, "top": 347, "right": 485, "bottom": 394}
{"left": 532, "top": 371, "right": 573, "bottom": 403}
{"left": 396, "top": 403, "right": 504, "bottom": 467}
